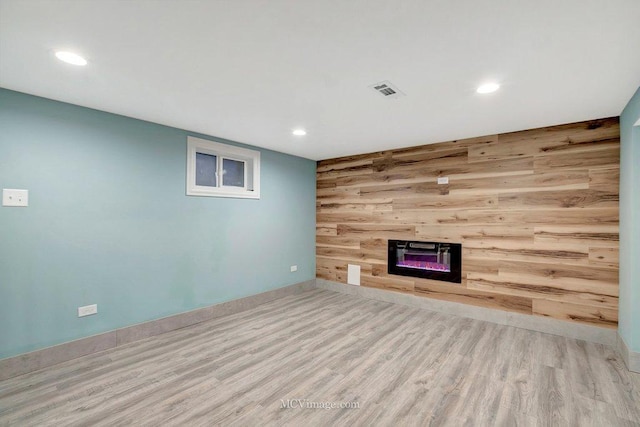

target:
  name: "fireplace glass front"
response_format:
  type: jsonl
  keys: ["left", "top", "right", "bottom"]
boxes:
{"left": 388, "top": 240, "right": 461, "bottom": 283}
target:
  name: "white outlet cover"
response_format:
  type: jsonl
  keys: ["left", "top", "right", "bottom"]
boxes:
{"left": 437, "top": 177, "right": 449, "bottom": 185}
{"left": 290, "top": 265, "right": 298, "bottom": 272}
{"left": 347, "top": 264, "right": 361, "bottom": 286}
{"left": 78, "top": 304, "right": 98, "bottom": 317}
{"left": 2, "top": 189, "right": 29, "bottom": 207}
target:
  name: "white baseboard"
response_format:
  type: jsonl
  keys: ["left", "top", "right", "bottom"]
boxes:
{"left": 0, "top": 280, "right": 315, "bottom": 381}
{"left": 616, "top": 333, "right": 640, "bottom": 373}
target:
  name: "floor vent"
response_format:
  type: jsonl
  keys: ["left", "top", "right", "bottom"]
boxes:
{"left": 369, "top": 80, "right": 406, "bottom": 99}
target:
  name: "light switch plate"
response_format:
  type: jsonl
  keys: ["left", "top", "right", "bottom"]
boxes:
{"left": 2, "top": 189, "right": 29, "bottom": 207}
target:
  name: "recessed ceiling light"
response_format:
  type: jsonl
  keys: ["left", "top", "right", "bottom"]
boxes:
{"left": 477, "top": 82, "right": 500, "bottom": 94}
{"left": 292, "top": 129, "right": 307, "bottom": 136}
{"left": 55, "top": 51, "right": 87, "bottom": 66}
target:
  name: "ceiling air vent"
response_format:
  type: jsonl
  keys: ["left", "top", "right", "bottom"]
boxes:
{"left": 369, "top": 80, "right": 406, "bottom": 99}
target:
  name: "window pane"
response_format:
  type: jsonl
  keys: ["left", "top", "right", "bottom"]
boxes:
{"left": 196, "top": 153, "right": 217, "bottom": 187}
{"left": 222, "top": 158, "right": 245, "bottom": 188}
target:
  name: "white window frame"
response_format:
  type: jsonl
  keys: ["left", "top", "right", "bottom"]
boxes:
{"left": 220, "top": 156, "right": 248, "bottom": 191}
{"left": 186, "top": 136, "right": 260, "bottom": 199}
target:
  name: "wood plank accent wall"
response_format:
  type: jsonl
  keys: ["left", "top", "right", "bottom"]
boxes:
{"left": 316, "top": 117, "right": 620, "bottom": 328}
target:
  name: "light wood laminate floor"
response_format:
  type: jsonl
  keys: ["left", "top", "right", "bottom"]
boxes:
{"left": 1, "top": 289, "right": 639, "bottom": 426}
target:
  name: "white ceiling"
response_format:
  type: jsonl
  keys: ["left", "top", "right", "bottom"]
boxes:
{"left": 1, "top": 0, "right": 639, "bottom": 161}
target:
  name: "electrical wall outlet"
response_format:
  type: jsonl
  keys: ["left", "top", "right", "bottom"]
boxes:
{"left": 78, "top": 304, "right": 98, "bottom": 317}
{"left": 2, "top": 189, "right": 29, "bottom": 207}
{"left": 437, "top": 177, "right": 449, "bottom": 185}
{"left": 290, "top": 265, "right": 298, "bottom": 272}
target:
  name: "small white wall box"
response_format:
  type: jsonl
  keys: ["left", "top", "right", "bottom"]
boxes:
{"left": 78, "top": 304, "right": 98, "bottom": 317}
{"left": 347, "top": 264, "right": 361, "bottom": 286}
{"left": 2, "top": 189, "right": 29, "bottom": 207}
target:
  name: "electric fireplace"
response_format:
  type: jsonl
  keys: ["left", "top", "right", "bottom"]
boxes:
{"left": 388, "top": 240, "right": 462, "bottom": 283}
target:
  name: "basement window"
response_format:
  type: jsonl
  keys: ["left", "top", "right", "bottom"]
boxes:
{"left": 186, "top": 136, "right": 260, "bottom": 199}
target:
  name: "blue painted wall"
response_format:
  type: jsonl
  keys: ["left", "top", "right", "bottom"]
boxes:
{"left": 619, "top": 86, "right": 640, "bottom": 352}
{"left": 0, "top": 88, "right": 316, "bottom": 359}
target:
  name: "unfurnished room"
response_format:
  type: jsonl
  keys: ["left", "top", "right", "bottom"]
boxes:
{"left": 1, "top": 0, "right": 640, "bottom": 425}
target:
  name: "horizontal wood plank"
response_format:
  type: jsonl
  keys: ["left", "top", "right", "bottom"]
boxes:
{"left": 414, "top": 281, "right": 533, "bottom": 315}
{"left": 361, "top": 275, "right": 415, "bottom": 293}
{"left": 532, "top": 299, "right": 618, "bottom": 328}
{"left": 466, "top": 273, "right": 618, "bottom": 308}
{"left": 497, "top": 190, "right": 618, "bottom": 210}
{"left": 588, "top": 247, "right": 619, "bottom": 268}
